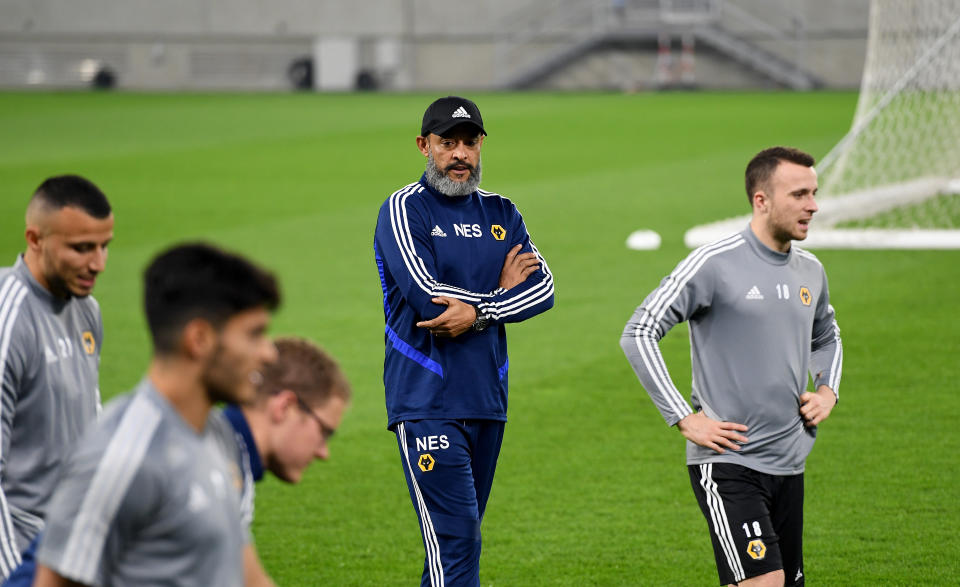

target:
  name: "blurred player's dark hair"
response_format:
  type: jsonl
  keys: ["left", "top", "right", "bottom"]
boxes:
{"left": 144, "top": 243, "right": 280, "bottom": 354}
{"left": 745, "top": 146, "right": 816, "bottom": 206}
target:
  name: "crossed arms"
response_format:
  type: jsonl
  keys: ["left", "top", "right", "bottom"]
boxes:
{"left": 415, "top": 244, "right": 540, "bottom": 337}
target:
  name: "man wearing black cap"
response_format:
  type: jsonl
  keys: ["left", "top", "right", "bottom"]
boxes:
{"left": 374, "top": 96, "right": 555, "bottom": 586}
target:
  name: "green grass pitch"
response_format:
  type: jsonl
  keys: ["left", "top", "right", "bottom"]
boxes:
{"left": 1, "top": 91, "right": 957, "bottom": 585}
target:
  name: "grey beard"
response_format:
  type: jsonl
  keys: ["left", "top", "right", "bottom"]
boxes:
{"left": 425, "top": 152, "right": 482, "bottom": 197}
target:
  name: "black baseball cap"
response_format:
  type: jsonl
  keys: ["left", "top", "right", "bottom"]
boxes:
{"left": 420, "top": 96, "right": 487, "bottom": 137}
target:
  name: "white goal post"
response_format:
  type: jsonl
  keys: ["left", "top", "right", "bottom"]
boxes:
{"left": 685, "top": 0, "right": 960, "bottom": 249}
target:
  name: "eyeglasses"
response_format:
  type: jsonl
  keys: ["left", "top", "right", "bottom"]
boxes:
{"left": 295, "top": 395, "right": 335, "bottom": 442}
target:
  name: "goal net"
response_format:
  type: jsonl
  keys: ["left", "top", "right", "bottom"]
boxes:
{"left": 685, "top": 0, "right": 960, "bottom": 249}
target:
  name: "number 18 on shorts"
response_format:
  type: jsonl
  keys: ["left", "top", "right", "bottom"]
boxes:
{"left": 689, "top": 463, "right": 806, "bottom": 586}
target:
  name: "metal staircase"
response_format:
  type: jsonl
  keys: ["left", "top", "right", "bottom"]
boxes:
{"left": 497, "top": 0, "right": 823, "bottom": 90}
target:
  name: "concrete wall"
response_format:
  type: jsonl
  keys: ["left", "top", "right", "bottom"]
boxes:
{"left": 0, "top": 0, "right": 871, "bottom": 90}
{"left": 0, "top": 0, "right": 405, "bottom": 36}
{"left": 718, "top": 0, "right": 870, "bottom": 88}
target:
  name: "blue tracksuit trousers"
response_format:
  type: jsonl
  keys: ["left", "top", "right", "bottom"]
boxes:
{"left": 395, "top": 419, "right": 505, "bottom": 587}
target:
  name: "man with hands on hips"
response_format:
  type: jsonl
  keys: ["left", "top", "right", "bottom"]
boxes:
{"left": 621, "top": 146, "right": 842, "bottom": 587}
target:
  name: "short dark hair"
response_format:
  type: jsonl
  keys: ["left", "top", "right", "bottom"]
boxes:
{"left": 144, "top": 243, "right": 281, "bottom": 354}
{"left": 31, "top": 175, "right": 112, "bottom": 218}
{"left": 258, "top": 337, "right": 351, "bottom": 406}
{"left": 744, "top": 147, "right": 815, "bottom": 206}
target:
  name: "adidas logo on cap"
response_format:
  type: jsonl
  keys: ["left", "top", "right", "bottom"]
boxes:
{"left": 422, "top": 96, "right": 486, "bottom": 136}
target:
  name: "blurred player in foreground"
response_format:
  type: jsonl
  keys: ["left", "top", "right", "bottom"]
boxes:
{"left": 0, "top": 175, "right": 113, "bottom": 580}
{"left": 621, "top": 147, "right": 843, "bottom": 586}
{"left": 9, "top": 336, "right": 349, "bottom": 587}
{"left": 34, "top": 243, "right": 279, "bottom": 586}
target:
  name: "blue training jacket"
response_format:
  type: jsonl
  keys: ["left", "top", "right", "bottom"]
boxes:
{"left": 374, "top": 175, "right": 555, "bottom": 428}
